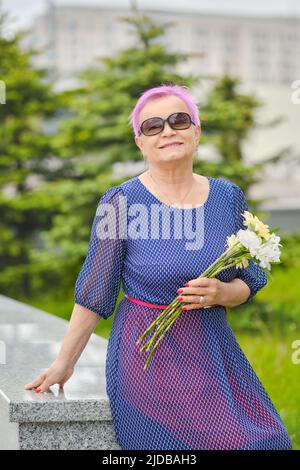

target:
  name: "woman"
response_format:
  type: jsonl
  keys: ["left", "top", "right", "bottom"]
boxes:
{"left": 24, "top": 84, "right": 293, "bottom": 451}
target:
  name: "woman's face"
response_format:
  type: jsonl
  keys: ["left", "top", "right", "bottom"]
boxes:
{"left": 134, "top": 95, "right": 201, "bottom": 164}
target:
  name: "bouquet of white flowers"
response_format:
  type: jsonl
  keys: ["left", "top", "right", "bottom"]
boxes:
{"left": 136, "top": 211, "right": 281, "bottom": 370}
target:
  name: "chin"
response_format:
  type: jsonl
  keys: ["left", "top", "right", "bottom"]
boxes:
{"left": 162, "top": 149, "right": 185, "bottom": 157}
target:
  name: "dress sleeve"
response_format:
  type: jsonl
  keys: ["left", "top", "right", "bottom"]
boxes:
{"left": 231, "top": 183, "right": 267, "bottom": 305}
{"left": 74, "top": 186, "right": 127, "bottom": 319}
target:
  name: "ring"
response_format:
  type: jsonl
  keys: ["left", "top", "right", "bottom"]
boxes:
{"left": 199, "top": 295, "right": 205, "bottom": 305}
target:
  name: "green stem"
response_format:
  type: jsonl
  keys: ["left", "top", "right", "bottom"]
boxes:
{"left": 204, "top": 249, "right": 248, "bottom": 278}
{"left": 143, "top": 309, "right": 183, "bottom": 370}
{"left": 140, "top": 305, "right": 182, "bottom": 352}
{"left": 197, "top": 245, "right": 242, "bottom": 278}
{"left": 139, "top": 249, "right": 247, "bottom": 352}
{"left": 199, "top": 248, "right": 233, "bottom": 277}
{"left": 136, "top": 301, "right": 179, "bottom": 345}
{"left": 139, "top": 243, "right": 243, "bottom": 332}
{"left": 210, "top": 254, "right": 251, "bottom": 277}
{"left": 139, "top": 243, "right": 252, "bottom": 369}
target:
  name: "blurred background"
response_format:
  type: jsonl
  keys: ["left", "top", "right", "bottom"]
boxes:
{"left": 1, "top": 0, "right": 299, "bottom": 448}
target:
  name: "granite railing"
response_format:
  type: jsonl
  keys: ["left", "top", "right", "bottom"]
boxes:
{"left": 0, "top": 294, "right": 121, "bottom": 450}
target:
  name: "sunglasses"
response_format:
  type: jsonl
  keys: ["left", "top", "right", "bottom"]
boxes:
{"left": 139, "top": 112, "right": 195, "bottom": 136}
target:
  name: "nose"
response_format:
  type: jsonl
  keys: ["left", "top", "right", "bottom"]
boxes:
{"left": 161, "top": 120, "right": 176, "bottom": 136}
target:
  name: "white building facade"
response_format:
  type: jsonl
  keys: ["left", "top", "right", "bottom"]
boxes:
{"left": 26, "top": 4, "right": 300, "bottom": 84}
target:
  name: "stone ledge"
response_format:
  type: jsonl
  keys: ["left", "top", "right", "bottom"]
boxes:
{"left": 0, "top": 294, "right": 121, "bottom": 450}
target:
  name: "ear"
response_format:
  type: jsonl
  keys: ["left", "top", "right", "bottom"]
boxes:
{"left": 135, "top": 134, "right": 143, "bottom": 152}
{"left": 194, "top": 124, "right": 201, "bottom": 145}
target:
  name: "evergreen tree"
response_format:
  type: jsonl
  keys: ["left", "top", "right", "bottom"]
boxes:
{"left": 0, "top": 11, "right": 63, "bottom": 297}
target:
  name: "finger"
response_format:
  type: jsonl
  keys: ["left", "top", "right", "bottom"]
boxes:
{"left": 59, "top": 378, "right": 67, "bottom": 389}
{"left": 24, "top": 374, "right": 46, "bottom": 390}
{"left": 176, "top": 289, "right": 210, "bottom": 303}
{"left": 181, "top": 295, "right": 211, "bottom": 305}
{"left": 177, "top": 286, "right": 210, "bottom": 297}
{"left": 59, "top": 379, "right": 68, "bottom": 390}
{"left": 185, "top": 277, "right": 211, "bottom": 288}
{"left": 182, "top": 303, "right": 203, "bottom": 311}
{"left": 24, "top": 383, "right": 37, "bottom": 390}
{"left": 35, "top": 378, "right": 52, "bottom": 393}
{"left": 182, "top": 303, "right": 211, "bottom": 311}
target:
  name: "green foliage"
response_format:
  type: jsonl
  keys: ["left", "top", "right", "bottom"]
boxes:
{"left": 236, "top": 332, "right": 300, "bottom": 449}
{"left": 200, "top": 75, "right": 262, "bottom": 162}
{"left": 27, "top": 173, "right": 127, "bottom": 294}
{"left": 275, "top": 229, "right": 300, "bottom": 269}
{"left": 0, "top": 11, "right": 65, "bottom": 296}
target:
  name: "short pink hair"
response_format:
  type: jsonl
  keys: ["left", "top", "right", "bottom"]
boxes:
{"left": 129, "top": 84, "right": 201, "bottom": 137}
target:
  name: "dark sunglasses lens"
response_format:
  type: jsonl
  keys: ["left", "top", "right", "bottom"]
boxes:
{"left": 170, "top": 112, "right": 191, "bottom": 129}
{"left": 142, "top": 118, "right": 163, "bottom": 135}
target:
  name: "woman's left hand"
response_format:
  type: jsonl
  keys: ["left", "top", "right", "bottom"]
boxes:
{"left": 176, "top": 277, "right": 226, "bottom": 310}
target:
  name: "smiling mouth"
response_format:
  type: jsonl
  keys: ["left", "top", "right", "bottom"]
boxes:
{"left": 159, "top": 143, "right": 183, "bottom": 149}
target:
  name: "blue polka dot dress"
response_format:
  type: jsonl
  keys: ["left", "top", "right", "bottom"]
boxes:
{"left": 74, "top": 174, "right": 293, "bottom": 450}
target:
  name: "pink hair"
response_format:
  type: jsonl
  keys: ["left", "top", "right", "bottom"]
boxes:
{"left": 129, "top": 84, "right": 201, "bottom": 137}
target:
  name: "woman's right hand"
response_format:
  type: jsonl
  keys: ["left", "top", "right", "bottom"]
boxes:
{"left": 24, "top": 359, "right": 74, "bottom": 393}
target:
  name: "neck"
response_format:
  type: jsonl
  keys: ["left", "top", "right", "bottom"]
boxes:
{"left": 147, "top": 167, "right": 194, "bottom": 189}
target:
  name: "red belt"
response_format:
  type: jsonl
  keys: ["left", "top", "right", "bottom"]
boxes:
{"left": 124, "top": 294, "right": 169, "bottom": 309}
{"left": 124, "top": 294, "right": 214, "bottom": 310}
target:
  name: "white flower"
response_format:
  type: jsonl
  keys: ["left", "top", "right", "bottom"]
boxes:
{"left": 252, "top": 233, "right": 282, "bottom": 270}
{"left": 242, "top": 211, "right": 271, "bottom": 240}
{"left": 226, "top": 234, "right": 240, "bottom": 249}
{"left": 266, "top": 232, "right": 281, "bottom": 247}
{"left": 243, "top": 211, "right": 255, "bottom": 226}
{"left": 236, "top": 229, "right": 262, "bottom": 255}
